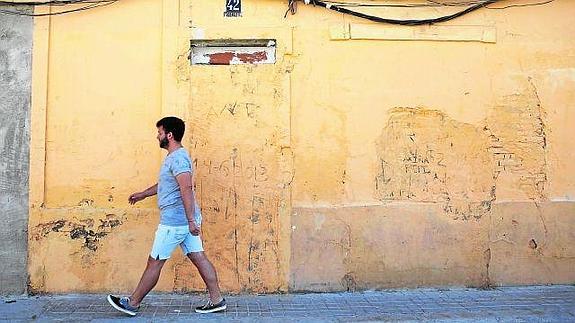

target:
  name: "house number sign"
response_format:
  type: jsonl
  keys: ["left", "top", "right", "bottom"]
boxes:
{"left": 224, "top": 0, "right": 242, "bottom": 17}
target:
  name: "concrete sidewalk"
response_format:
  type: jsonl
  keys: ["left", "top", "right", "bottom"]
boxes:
{"left": 1, "top": 285, "right": 574, "bottom": 322}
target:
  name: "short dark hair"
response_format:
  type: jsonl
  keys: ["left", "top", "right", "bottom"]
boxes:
{"left": 156, "top": 116, "right": 185, "bottom": 142}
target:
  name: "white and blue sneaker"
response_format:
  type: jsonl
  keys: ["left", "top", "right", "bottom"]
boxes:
{"left": 107, "top": 295, "right": 139, "bottom": 316}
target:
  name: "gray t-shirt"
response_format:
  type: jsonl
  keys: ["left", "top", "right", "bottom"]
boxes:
{"left": 157, "top": 148, "right": 201, "bottom": 226}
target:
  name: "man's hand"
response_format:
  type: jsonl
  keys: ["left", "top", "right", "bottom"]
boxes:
{"left": 128, "top": 192, "right": 147, "bottom": 205}
{"left": 188, "top": 221, "right": 200, "bottom": 236}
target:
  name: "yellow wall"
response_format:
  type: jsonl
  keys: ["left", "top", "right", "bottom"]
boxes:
{"left": 28, "top": 0, "right": 575, "bottom": 293}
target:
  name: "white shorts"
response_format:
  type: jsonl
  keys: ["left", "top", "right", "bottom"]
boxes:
{"left": 150, "top": 224, "right": 203, "bottom": 260}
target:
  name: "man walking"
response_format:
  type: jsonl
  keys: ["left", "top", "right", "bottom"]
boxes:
{"left": 107, "top": 116, "right": 226, "bottom": 316}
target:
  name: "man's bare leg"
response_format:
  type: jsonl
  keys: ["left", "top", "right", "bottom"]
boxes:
{"left": 187, "top": 251, "right": 223, "bottom": 303}
{"left": 129, "top": 256, "right": 167, "bottom": 307}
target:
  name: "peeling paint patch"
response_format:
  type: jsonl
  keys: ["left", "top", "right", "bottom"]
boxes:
{"left": 207, "top": 51, "right": 268, "bottom": 65}
{"left": 191, "top": 45, "right": 276, "bottom": 65}
{"left": 69, "top": 227, "right": 107, "bottom": 251}
{"left": 375, "top": 107, "right": 495, "bottom": 220}
{"left": 98, "top": 214, "right": 122, "bottom": 230}
{"left": 35, "top": 220, "right": 67, "bottom": 238}
{"left": 77, "top": 198, "right": 94, "bottom": 207}
{"left": 486, "top": 78, "right": 548, "bottom": 200}
{"left": 375, "top": 82, "right": 550, "bottom": 220}
{"left": 341, "top": 272, "right": 358, "bottom": 291}
{"left": 482, "top": 248, "right": 492, "bottom": 288}
{"left": 32, "top": 214, "right": 125, "bottom": 251}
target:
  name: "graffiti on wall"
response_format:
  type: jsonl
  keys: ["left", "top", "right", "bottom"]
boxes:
{"left": 178, "top": 62, "right": 291, "bottom": 292}
{"left": 375, "top": 78, "right": 548, "bottom": 220}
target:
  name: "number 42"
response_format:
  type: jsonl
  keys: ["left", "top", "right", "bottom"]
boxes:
{"left": 227, "top": 0, "right": 240, "bottom": 11}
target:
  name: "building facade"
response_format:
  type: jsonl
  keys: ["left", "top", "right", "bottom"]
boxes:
{"left": 1, "top": 0, "right": 574, "bottom": 295}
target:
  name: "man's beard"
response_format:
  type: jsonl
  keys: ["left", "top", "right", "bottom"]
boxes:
{"left": 159, "top": 137, "right": 169, "bottom": 148}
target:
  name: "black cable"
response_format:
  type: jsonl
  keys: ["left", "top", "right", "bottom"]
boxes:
{"left": 320, "top": 1, "right": 484, "bottom": 8}
{"left": 304, "top": 0, "right": 499, "bottom": 25}
{"left": 425, "top": 0, "right": 489, "bottom": 6}
{"left": 304, "top": 0, "right": 555, "bottom": 9}
{"left": 284, "top": 0, "right": 297, "bottom": 18}
{"left": 0, "top": 0, "right": 103, "bottom": 5}
{"left": 486, "top": 0, "right": 555, "bottom": 9}
{"left": 0, "top": 0, "right": 117, "bottom": 16}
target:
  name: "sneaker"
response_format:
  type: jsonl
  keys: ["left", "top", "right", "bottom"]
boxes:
{"left": 107, "top": 294, "right": 139, "bottom": 316}
{"left": 195, "top": 298, "right": 227, "bottom": 313}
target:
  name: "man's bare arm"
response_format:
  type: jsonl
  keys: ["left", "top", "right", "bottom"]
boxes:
{"left": 175, "top": 172, "right": 200, "bottom": 235}
{"left": 128, "top": 184, "right": 158, "bottom": 204}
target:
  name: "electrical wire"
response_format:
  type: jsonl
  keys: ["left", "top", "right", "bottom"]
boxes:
{"left": 285, "top": 0, "right": 298, "bottom": 18}
{"left": 319, "top": 1, "right": 485, "bottom": 8}
{"left": 486, "top": 0, "right": 555, "bottom": 9}
{"left": 0, "top": 0, "right": 118, "bottom": 16}
{"left": 422, "top": 0, "right": 556, "bottom": 9}
{"left": 0, "top": 0, "right": 109, "bottom": 4}
{"left": 301, "top": 0, "right": 499, "bottom": 25}
{"left": 317, "top": 0, "right": 556, "bottom": 9}
{"left": 289, "top": 0, "right": 557, "bottom": 25}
